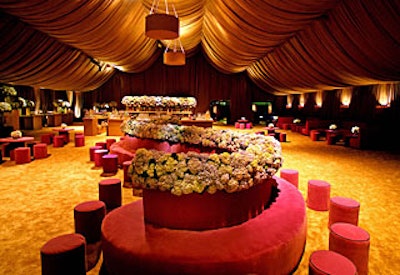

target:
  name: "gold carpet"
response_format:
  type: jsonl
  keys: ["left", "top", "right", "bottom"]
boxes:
{"left": 0, "top": 125, "right": 399, "bottom": 274}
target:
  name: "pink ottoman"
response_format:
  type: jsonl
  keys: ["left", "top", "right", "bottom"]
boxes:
{"left": 307, "top": 180, "right": 331, "bottom": 211}
{"left": 95, "top": 141, "right": 107, "bottom": 149}
{"left": 239, "top": 123, "right": 245, "bottom": 129}
{"left": 53, "top": 135, "right": 65, "bottom": 147}
{"left": 245, "top": 122, "right": 252, "bottom": 129}
{"left": 309, "top": 250, "right": 357, "bottom": 275}
{"left": 280, "top": 169, "right": 299, "bottom": 188}
{"left": 40, "top": 134, "right": 53, "bottom": 145}
{"left": 106, "top": 138, "right": 116, "bottom": 150}
{"left": 15, "top": 147, "right": 31, "bottom": 164}
{"left": 40, "top": 233, "right": 86, "bottom": 275}
{"left": 102, "top": 154, "right": 119, "bottom": 175}
{"left": 94, "top": 149, "right": 108, "bottom": 167}
{"left": 99, "top": 178, "right": 122, "bottom": 212}
{"left": 329, "top": 222, "right": 370, "bottom": 275}
{"left": 74, "top": 135, "right": 85, "bottom": 147}
{"left": 329, "top": 196, "right": 360, "bottom": 227}
{"left": 89, "top": 145, "right": 102, "bottom": 161}
{"left": 33, "top": 143, "right": 48, "bottom": 159}
{"left": 123, "top": 160, "right": 133, "bottom": 188}
{"left": 279, "top": 132, "right": 287, "bottom": 142}
{"left": 235, "top": 122, "right": 240, "bottom": 128}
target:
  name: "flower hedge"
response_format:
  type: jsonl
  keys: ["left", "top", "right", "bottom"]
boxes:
{"left": 122, "top": 120, "right": 283, "bottom": 196}
{"left": 121, "top": 95, "right": 197, "bottom": 110}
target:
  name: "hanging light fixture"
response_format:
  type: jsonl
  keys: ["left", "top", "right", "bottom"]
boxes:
{"left": 145, "top": 0, "right": 179, "bottom": 40}
{"left": 163, "top": 39, "right": 185, "bottom": 66}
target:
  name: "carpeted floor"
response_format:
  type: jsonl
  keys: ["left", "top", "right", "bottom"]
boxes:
{"left": 0, "top": 124, "right": 399, "bottom": 274}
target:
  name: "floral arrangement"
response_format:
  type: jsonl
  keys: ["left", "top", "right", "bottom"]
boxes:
{"left": 329, "top": 124, "right": 337, "bottom": 130}
{"left": 123, "top": 120, "right": 283, "bottom": 195}
{"left": 121, "top": 95, "right": 197, "bottom": 110}
{"left": 61, "top": 123, "right": 68, "bottom": 129}
{"left": 10, "top": 130, "right": 22, "bottom": 139}
{"left": 0, "top": 102, "right": 12, "bottom": 112}
{"left": 351, "top": 126, "right": 360, "bottom": 134}
{"left": 0, "top": 85, "right": 17, "bottom": 97}
{"left": 267, "top": 123, "right": 275, "bottom": 128}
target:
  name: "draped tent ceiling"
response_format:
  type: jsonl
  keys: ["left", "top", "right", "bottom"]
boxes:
{"left": 0, "top": 0, "right": 399, "bottom": 95}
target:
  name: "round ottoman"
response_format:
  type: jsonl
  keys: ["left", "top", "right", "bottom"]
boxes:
{"left": 99, "top": 178, "right": 122, "bottom": 212}
{"left": 280, "top": 169, "right": 299, "bottom": 188}
{"left": 307, "top": 180, "right": 331, "bottom": 211}
{"left": 40, "top": 134, "right": 53, "bottom": 145}
{"left": 75, "top": 135, "right": 85, "bottom": 147}
{"left": 122, "top": 160, "right": 133, "bottom": 188}
{"left": 74, "top": 200, "right": 106, "bottom": 244}
{"left": 89, "top": 145, "right": 102, "bottom": 161}
{"left": 53, "top": 135, "right": 65, "bottom": 147}
{"left": 33, "top": 143, "right": 48, "bottom": 159}
{"left": 106, "top": 138, "right": 116, "bottom": 150}
{"left": 279, "top": 132, "right": 287, "bottom": 142}
{"left": 329, "top": 196, "right": 360, "bottom": 226}
{"left": 329, "top": 222, "right": 370, "bottom": 275}
{"left": 95, "top": 141, "right": 107, "bottom": 150}
{"left": 40, "top": 233, "right": 86, "bottom": 275}
{"left": 94, "top": 149, "right": 108, "bottom": 167}
{"left": 15, "top": 147, "right": 31, "bottom": 164}
{"left": 309, "top": 250, "right": 357, "bottom": 275}
{"left": 310, "top": 130, "right": 320, "bottom": 141}
{"left": 102, "top": 154, "right": 119, "bottom": 175}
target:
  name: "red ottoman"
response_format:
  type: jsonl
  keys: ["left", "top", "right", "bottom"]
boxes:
{"left": 122, "top": 160, "right": 133, "bottom": 188}
{"left": 246, "top": 122, "right": 252, "bottom": 129}
{"left": 307, "top": 179, "right": 331, "bottom": 211}
{"left": 33, "top": 143, "right": 48, "bottom": 159}
{"left": 95, "top": 141, "right": 107, "bottom": 150}
{"left": 99, "top": 178, "right": 122, "bottom": 212}
{"left": 329, "top": 196, "right": 360, "bottom": 227}
{"left": 310, "top": 130, "right": 321, "bottom": 141}
{"left": 279, "top": 132, "right": 287, "bottom": 142}
{"left": 280, "top": 169, "right": 299, "bottom": 188}
{"left": 239, "top": 123, "right": 245, "bottom": 129}
{"left": 94, "top": 149, "right": 108, "bottom": 167}
{"left": 235, "top": 122, "right": 240, "bottom": 128}
{"left": 89, "top": 145, "right": 102, "bottom": 161}
{"left": 15, "top": 147, "right": 31, "bottom": 164}
{"left": 329, "top": 222, "right": 370, "bottom": 275}
{"left": 74, "top": 200, "right": 106, "bottom": 243}
{"left": 309, "top": 250, "right": 357, "bottom": 275}
{"left": 102, "top": 154, "right": 119, "bottom": 175}
{"left": 40, "top": 233, "right": 86, "bottom": 275}
{"left": 106, "top": 138, "right": 116, "bottom": 150}
{"left": 53, "top": 135, "right": 65, "bottom": 147}
{"left": 74, "top": 135, "right": 85, "bottom": 147}
{"left": 40, "top": 134, "right": 53, "bottom": 145}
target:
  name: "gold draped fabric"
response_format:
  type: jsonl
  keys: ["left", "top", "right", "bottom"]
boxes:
{"left": 0, "top": 0, "right": 399, "bottom": 94}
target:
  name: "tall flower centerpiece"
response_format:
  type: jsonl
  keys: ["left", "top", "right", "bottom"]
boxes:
{"left": 121, "top": 95, "right": 197, "bottom": 112}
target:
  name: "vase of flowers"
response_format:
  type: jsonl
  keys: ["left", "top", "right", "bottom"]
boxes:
{"left": 10, "top": 130, "right": 22, "bottom": 139}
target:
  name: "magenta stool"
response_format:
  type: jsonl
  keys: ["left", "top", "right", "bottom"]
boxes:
{"left": 102, "top": 154, "right": 119, "bottom": 175}
{"left": 329, "top": 196, "right": 360, "bottom": 227}
{"left": 40, "top": 233, "right": 86, "bottom": 275}
{"left": 239, "top": 123, "right": 245, "bottom": 129}
{"left": 106, "top": 138, "right": 116, "bottom": 150}
{"left": 33, "top": 143, "right": 48, "bottom": 159}
{"left": 40, "top": 134, "right": 53, "bottom": 145}
{"left": 280, "top": 169, "right": 299, "bottom": 188}
{"left": 15, "top": 147, "right": 31, "bottom": 164}
{"left": 279, "top": 132, "right": 287, "bottom": 142}
{"left": 329, "top": 222, "right": 370, "bottom": 275}
{"left": 53, "top": 135, "right": 65, "bottom": 147}
{"left": 309, "top": 250, "right": 357, "bottom": 275}
{"left": 246, "top": 122, "right": 252, "bottom": 129}
{"left": 307, "top": 180, "right": 331, "bottom": 211}
{"left": 99, "top": 178, "right": 122, "bottom": 212}
{"left": 123, "top": 160, "right": 133, "bottom": 188}
{"left": 95, "top": 141, "right": 107, "bottom": 150}
{"left": 75, "top": 135, "right": 85, "bottom": 147}
{"left": 94, "top": 149, "right": 108, "bottom": 167}
{"left": 89, "top": 145, "right": 102, "bottom": 161}
{"left": 235, "top": 122, "right": 240, "bottom": 128}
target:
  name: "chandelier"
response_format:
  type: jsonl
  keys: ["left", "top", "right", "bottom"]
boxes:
{"left": 163, "top": 39, "right": 185, "bottom": 66}
{"left": 145, "top": 0, "right": 179, "bottom": 40}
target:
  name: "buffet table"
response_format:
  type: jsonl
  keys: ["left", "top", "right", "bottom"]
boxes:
{"left": 101, "top": 177, "right": 306, "bottom": 274}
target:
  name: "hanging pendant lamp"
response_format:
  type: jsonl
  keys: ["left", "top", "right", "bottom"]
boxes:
{"left": 163, "top": 39, "right": 185, "bottom": 66}
{"left": 145, "top": 0, "right": 179, "bottom": 40}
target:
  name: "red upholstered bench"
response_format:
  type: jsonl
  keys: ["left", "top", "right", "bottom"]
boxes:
{"left": 101, "top": 178, "right": 307, "bottom": 275}
{"left": 329, "top": 222, "right": 370, "bottom": 275}
{"left": 15, "top": 147, "right": 31, "bottom": 164}
{"left": 329, "top": 196, "right": 360, "bottom": 227}
{"left": 33, "top": 143, "right": 48, "bottom": 159}
{"left": 40, "top": 233, "right": 86, "bottom": 275}
{"left": 309, "top": 250, "right": 357, "bottom": 275}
